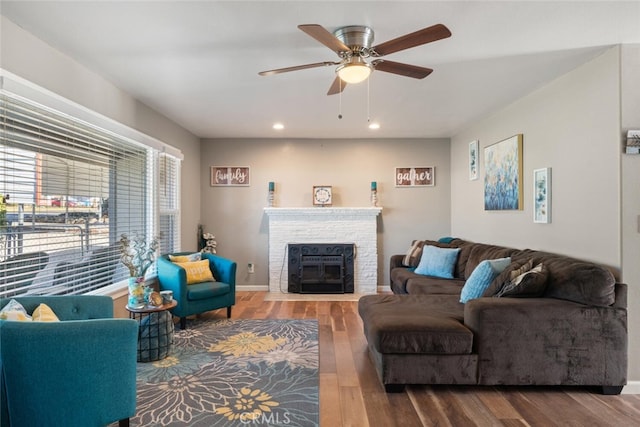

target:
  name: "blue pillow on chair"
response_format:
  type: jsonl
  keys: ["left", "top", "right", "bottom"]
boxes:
{"left": 460, "top": 257, "right": 512, "bottom": 303}
{"left": 414, "top": 245, "right": 461, "bottom": 279}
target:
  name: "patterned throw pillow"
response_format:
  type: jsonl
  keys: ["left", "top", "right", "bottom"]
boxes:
{"left": 32, "top": 303, "right": 60, "bottom": 322}
{"left": 460, "top": 257, "right": 511, "bottom": 303}
{"left": 176, "top": 259, "right": 215, "bottom": 285}
{"left": 483, "top": 259, "right": 533, "bottom": 297}
{"left": 414, "top": 245, "right": 461, "bottom": 279}
{"left": 402, "top": 240, "right": 425, "bottom": 267}
{"left": 0, "top": 299, "right": 32, "bottom": 321}
{"left": 495, "top": 263, "right": 548, "bottom": 298}
{"left": 169, "top": 253, "right": 202, "bottom": 263}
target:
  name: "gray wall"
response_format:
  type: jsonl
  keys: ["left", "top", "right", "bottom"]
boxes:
{"left": 200, "top": 138, "right": 451, "bottom": 288}
{"left": 1, "top": 16, "right": 202, "bottom": 250}
{"left": 451, "top": 47, "right": 620, "bottom": 267}
{"left": 621, "top": 44, "right": 640, "bottom": 384}
{"left": 451, "top": 46, "right": 639, "bottom": 385}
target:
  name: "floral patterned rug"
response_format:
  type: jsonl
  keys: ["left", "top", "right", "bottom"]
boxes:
{"left": 126, "top": 318, "right": 319, "bottom": 426}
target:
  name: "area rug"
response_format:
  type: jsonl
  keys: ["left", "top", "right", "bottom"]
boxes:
{"left": 125, "top": 319, "right": 319, "bottom": 427}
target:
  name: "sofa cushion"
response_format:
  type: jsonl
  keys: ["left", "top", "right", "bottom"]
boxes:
{"left": 495, "top": 263, "right": 548, "bottom": 297}
{"left": 406, "top": 277, "right": 465, "bottom": 295}
{"left": 415, "top": 245, "right": 461, "bottom": 279}
{"left": 460, "top": 257, "right": 511, "bottom": 303}
{"left": 358, "top": 294, "right": 472, "bottom": 355}
{"left": 187, "top": 281, "right": 230, "bottom": 301}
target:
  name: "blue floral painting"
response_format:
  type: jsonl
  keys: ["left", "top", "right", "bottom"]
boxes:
{"left": 484, "top": 134, "right": 523, "bottom": 210}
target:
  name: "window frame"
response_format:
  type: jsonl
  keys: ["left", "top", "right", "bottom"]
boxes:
{"left": 0, "top": 70, "right": 183, "bottom": 297}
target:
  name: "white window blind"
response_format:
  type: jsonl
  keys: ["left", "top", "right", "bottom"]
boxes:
{"left": 0, "top": 91, "right": 180, "bottom": 298}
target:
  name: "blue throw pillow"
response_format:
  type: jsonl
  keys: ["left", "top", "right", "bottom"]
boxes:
{"left": 414, "top": 245, "right": 461, "bottom": 279}
{"left": 460, "top": 257, "right": 512, "bottom": 303}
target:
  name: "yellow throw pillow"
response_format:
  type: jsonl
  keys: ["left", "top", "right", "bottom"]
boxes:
{"left": 32, "top": 303, "right": 60, "bottom": 322}
{"left": 177, "top": 259, "right": 215, "bottom": 285}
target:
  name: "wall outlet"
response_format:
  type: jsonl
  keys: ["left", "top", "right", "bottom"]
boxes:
{"left": 248, "top": 263, "right": 255, "bottom": 274}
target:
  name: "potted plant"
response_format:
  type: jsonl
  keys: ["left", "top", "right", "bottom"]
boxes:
{"left": 119, "top": 233, "right": 159, "bottom": 308}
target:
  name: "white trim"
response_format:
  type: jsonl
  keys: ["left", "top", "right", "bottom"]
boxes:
{"left": 237, "top": 284, "right": 269, "bottom": 292}
{"left": 0, "top": 69, "right": 183, "bottom": 160}
{"left": 622, "top": 381, "right": 640, "bottom": 394}
{"left": 87, "top": 279, "right": 129, "bottom": 299}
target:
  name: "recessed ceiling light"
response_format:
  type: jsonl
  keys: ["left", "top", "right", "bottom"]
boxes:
{"left": 273, "top": 123, "right": 284, "bottom": 130}
{"left": 368, "top": 122, "right": 380, "bottom": 130}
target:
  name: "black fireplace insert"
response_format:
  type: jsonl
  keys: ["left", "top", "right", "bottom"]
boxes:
{"left": 288, "top": 243, "right": 355, "bottom": 293}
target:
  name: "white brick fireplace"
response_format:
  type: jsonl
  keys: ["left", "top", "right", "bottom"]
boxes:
{"left": 264, "top": 207, "right": 382, "bottom": 294}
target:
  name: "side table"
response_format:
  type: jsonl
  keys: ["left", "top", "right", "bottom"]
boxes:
{"left": 126, "top": 300, "right": 177, "bottom": 362}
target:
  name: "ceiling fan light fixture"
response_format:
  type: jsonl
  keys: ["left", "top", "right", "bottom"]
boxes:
{"left": 336, "top": 57, "right": 372, "bottom": 84}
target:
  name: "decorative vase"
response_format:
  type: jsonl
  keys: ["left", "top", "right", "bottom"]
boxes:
{"left": 127, "top": 277, "right": 146, "bottom": 309}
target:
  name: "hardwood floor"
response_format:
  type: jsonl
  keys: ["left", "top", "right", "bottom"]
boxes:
{"left": 206, "top": 291, "right": 640, "bottom": 427}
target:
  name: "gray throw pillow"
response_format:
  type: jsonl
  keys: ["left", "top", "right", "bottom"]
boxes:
{"left": 495, "top": 263, "right": 548, "bottom": 298}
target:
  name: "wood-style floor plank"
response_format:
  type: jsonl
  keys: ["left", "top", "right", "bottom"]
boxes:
{"left": 202, "top": 292, "right": 638, "bottom": 427}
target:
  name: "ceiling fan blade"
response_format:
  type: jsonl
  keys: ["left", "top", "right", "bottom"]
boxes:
{"left": 327, "top": 76, "right": 347, "bottom": 95}
{"left": 372, "top": 60, "right": 433, "bottom": 79}
{"left": 371, "top": 24, "right": 451, "bottom": 56}
{"left": 259, "top": 61, "right": 339, "bottom": 76}
{"left": 298, "top": 24, "right": 350, "bottom": 54}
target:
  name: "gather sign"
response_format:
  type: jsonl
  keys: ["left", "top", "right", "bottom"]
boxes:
{"left": 395, "top": 167, "right": 435, "bottom": 187}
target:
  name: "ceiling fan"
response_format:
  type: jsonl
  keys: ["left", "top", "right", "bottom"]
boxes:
{"left": 258, "top": 23, "right": 451, "bottom": 95}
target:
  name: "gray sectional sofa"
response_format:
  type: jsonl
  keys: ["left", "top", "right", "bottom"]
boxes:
{"left": 358, "top": 238, "right": 628, "bottom": 394}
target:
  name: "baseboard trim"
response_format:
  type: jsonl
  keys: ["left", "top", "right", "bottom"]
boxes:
{"left": 237, "top": 284, "right": 269, "bottom": 291}
{"left": 622, "top": 381, "right": 640, "bottom": 394}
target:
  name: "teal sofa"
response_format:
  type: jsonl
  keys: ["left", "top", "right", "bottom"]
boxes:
{"left": 0, "top": 295, "right": 138, "bottom": 427}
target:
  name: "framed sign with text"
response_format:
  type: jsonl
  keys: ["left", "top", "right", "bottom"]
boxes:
{"left": 395, "top": 167, "right": 435, "bottom": 187}
{"left": 210, "top": 166, "right": 250, "bottom": 186}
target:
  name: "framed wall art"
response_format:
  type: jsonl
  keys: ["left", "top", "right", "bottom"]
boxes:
{"left": 483, "top": 134, "right": 523, "bottom": 210}
{"left": 210, "top": 166, "right": 250, "bottom": 186}
{"left": 469, "top": 140, "right": 479, "bottom": 180}
{"left": 533, "top": 167, "right": 551, "bottom": 223}
{"left": 395, "top": 167, "right": 435, "bottom": 187}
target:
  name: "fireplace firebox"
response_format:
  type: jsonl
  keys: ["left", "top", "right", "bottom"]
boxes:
{"left": 288, "top": 243, "right": 355, "bottom": 293}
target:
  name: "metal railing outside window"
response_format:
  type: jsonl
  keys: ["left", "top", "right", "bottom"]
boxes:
{"left": 0, "top": 87, "right": 181, "bottom": 298}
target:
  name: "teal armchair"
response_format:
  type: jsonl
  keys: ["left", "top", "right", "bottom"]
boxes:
{"left": 157, "top": 252, "right": 236, "bottom": 329}
{"left": 0, "top": 295, "right": 138, "bottom": 427}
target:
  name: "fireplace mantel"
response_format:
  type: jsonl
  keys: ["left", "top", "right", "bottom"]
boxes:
{"left": 264, "top": 207, "right": 382, "bottom": 294}
{"left": 264, "top": 207, "right": 382, "bottom": 218}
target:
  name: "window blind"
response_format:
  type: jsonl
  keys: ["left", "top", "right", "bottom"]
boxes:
{"left": 0, "top": 91, "right": 180, "bottom": 298}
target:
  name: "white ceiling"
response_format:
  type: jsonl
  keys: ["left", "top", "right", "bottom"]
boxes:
{"left": 1, "top": 1, "right": 639, "bottom": 139}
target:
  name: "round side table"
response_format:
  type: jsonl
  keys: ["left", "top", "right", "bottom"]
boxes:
{"left": 126, "top": 300, "right": 177, "bottom": 362}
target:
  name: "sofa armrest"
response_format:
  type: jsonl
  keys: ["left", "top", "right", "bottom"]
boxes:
{"left": 202, "top": 253, "right": 237, "bottom": 289}
{"left": 464, "top": 297, "right": 627, "bottom": 386}
{"left": 157, "top": 256, "right": 188, "bottom": 300}
{"left": 390, "top": 254, "right": 405, "bottom": 270}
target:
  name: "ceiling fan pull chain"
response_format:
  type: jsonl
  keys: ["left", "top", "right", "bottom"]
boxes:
{"left": 338, "top": 78, "right": 343, "bottom": 119}
{"left": 367, "top": 76, "right": 371, "bottom": 123}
